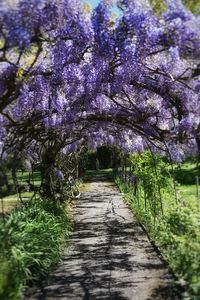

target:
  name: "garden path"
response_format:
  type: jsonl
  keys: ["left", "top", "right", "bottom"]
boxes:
{"left": 26, "top": 175, "right": 180, "bottom": 300}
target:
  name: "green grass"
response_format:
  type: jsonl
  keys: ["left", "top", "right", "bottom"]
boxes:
{"left": 1, "top": 171, "right": 42, "bottom": 213}
{"left": 0, "top": 199, "right": 72, "bottom": 299}
{"left": 172, "top": 161, "right": 200, "bottom": 211}
{"left": 85, "top": 168, "right": 114, "bottom": 180}
{"left": 2, "top": 191, "right": 34, "bottom": 201}
{"left": 1, "top": 196, "right": 34, "bottom": 214}
{"left": 173, "top": 162, "right": 199, "bottom": 185}
{"left": 7, "top": 171, "right": 41, "bottom": 187}
{"left": 116, "top": 177, "right": 200, "bottom": 299}
{"left": 115, "top": 158, "right": 200, "bottom": 299}
{"left": 178, "top": 185, "right": 198, "bottom": 208}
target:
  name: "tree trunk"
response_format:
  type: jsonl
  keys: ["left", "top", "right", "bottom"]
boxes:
{"left": 196, "top": 136, "right": 200, "bottom": 169}
{"left": 0, "top": 162, "right": 10, "bottom": 191}
{"left": 40, "top": 149, "right": 56, "bottom": 200}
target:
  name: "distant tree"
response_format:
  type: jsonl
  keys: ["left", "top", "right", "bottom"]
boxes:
{"left": 150, "top": 0, "right": 200, "bottom": 14}
{"left": 97, "top": 146, "right": 112, "bottom": 169}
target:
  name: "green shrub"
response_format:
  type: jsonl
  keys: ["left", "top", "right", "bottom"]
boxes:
{"left": 0, "top": 199, "right": 72, "bottom": 299}
{"left": 116, "top": 152, "right": 200, "bottom": 299}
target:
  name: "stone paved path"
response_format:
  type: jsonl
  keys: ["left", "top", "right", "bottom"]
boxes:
{"left": 26, "top": 177, "right": 180, "bottom": 300}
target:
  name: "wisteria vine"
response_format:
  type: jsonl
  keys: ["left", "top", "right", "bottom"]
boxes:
{"left": 0, "top": 0, "right": 200, "bottom": 197}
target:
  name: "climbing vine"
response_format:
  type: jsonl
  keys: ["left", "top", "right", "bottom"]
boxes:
{"left": 116, "top": 152, "right": 200, "bottom": 298}
{"left": 129, "top": 151, "right": 174, "bottom": 222}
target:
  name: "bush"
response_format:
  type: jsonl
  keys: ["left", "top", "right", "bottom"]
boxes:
{"left": 0, "top": 199, "right": 72, "bottom": 299}
{"left": 116, "top": 152, "right": 200, "bottom": 299}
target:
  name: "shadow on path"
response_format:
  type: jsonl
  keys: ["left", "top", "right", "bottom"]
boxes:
{"left": 26, "top": 177, "right": 181, "bottom": 300}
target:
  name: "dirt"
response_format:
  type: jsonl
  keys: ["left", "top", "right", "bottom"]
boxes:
{"left": 26, "top": 177, "right": 180, "bottom": 300}
{"left": 0, "top": 199, "right": 18, "bottom": 213}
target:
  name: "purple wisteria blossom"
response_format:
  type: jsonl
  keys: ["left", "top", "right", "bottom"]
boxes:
{"left": 0, "top": 0, "right": 199, "bottom": 163}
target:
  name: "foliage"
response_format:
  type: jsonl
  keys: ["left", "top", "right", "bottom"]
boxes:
{"left": 173, "top": 161, "right": 199, "bottom": 185}
{"left": 149, "top": 0, "right": 167, "bottom": 15}
{"left": 83, "top": 146, "right": 122, "bottom": 170}
{"left": 0, "top": 0, "right": 200, "bottom": 196}
{"left": 116, "top": 154, "right": 200, "bottom": 299}
{"left": 84, "top": 150, "right": 98, "bottom": 170}
{"left": 129, "top": 151, "right": 174, "bottom": 217}
{"left": 97, "top": 146, "right": 113, "bottom": 169}
{"left": 183, "top": 0, "right": 200, "bottom": 14}
{"left": 85, "top": 168, "right": 114, "bottom": 181}
{"left": 0, "top": 1, "right": 199, "bottom": 298}
{"left": 150, "top": 0, "right": 200, "bottom": 14}
{"left": 0, "top": 199, "right": 72, "bottom": 299}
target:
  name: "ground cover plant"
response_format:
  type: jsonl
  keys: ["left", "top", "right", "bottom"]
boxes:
{"left": 0, "top": 199, "right": 72, "bottom": 300}
{"left": 0, "top": 0, "right": 200, "bottom": 196}
{"left": 115, "top": 152, "right": 200, "bottom": 300}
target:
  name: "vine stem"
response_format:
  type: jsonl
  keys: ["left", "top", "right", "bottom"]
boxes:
{"left": 147, "top": 144, "right": 164, "bottom": 216}
{"left": 163, "top": 141, "right": 178, "bottom": 205}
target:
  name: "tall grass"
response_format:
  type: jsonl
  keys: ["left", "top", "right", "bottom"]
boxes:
{"left": 116, "top": 178, "right": 200, "bottom": 299}
{"left": 0, "top": 199, "right": 72, "bottom": 299}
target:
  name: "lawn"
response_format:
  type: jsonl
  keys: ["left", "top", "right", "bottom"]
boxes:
{"left": 7, "top": 171, "right": 41, "bottom": 187}
{"left": 1, "top": 171, "right": 41, "bottom": 213}
{"left": 173, "top": 161, "right": 200, "bottom": 211}
{"left": 85, "top": 168, "right": 114, "bottom": 180}
{"left": 85, "top": 164, "right": 200, "bottom": 209}
{"left": 115, "top": 155, "right": 200, "bottom": 298}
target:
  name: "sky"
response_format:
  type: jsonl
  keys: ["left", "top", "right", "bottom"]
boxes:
{"left": 83, "top": 0, "right": 120, "bottom": 14}
{"left": 88, "top": 0, "right": 100, "bottom": 7}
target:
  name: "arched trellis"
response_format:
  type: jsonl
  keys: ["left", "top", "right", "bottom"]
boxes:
{"left": 0, "top": 0, "right": 199, "bottom": 203}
